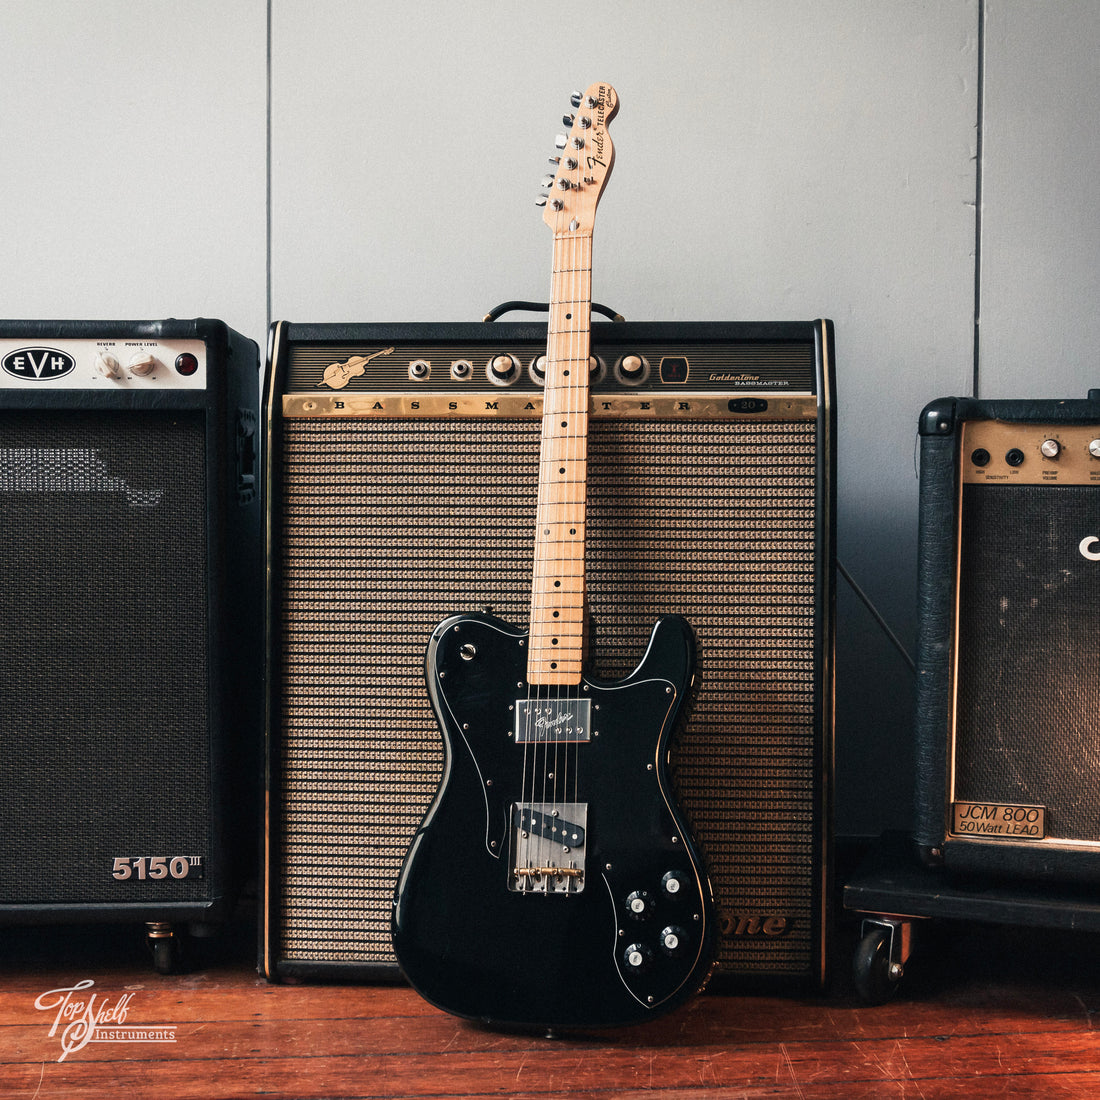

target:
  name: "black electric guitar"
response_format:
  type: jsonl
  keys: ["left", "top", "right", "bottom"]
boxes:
{"left": 392, "top": 82, "right": 716, "bottom": 1030}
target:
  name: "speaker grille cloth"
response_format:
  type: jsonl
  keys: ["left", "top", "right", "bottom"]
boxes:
{"left": 275, "top": 416, "right": 819, "bottom": 974}
{"left": 0, "top": 410, "right": 211, "bottom": 903}
{"left": 956, "top": 484, "right": 1100, "bottom": 841}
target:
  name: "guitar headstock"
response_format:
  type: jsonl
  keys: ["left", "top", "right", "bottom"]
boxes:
{"left": 538, "top": 82, "right": 618, "bottom": 233}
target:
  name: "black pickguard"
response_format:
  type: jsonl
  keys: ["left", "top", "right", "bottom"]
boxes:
{"left": 392, "top": 611, "right": 716, "bottom": 1029}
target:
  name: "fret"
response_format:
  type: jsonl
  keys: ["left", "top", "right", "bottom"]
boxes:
{"left": 528, "top": 224, "right": 593, "bottom": 685}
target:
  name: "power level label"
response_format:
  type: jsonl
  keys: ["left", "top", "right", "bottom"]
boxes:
{"left": 952, "top": 802, "right": 1046, "bottom": 839}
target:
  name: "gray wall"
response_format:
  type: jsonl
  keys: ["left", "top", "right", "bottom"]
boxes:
{"left": 3, "top": 1, "right": 1097, "bottom": 837}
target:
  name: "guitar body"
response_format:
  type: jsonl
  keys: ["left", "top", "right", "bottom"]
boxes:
{"left": 392, "top": 611, "right": 716, "bottom": 1029}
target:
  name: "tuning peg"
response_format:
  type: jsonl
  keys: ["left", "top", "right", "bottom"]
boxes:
{"left": 535, "top": 195, "right": 548, "bottom": 207}
{"left": 563, "top": 113, "right": 575, "bottom": 127}
{"left": 554, "top": 133, "right": 568, "bottom": 150}
{"left": 570, "top": 90, "right": 583, "bottom": 108}
{"left": 548, "top": 155, "right": 560, "bottom": 165}
{"left": 540, "top": 175, "right": 556, "bottom": 189}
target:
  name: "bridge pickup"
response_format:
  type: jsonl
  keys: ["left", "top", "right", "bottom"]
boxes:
{"left": 514, "top": 698, "right": 591, "bottom": 743}
{"left": 513, "top": 804, "right": 586, "bottom": 849}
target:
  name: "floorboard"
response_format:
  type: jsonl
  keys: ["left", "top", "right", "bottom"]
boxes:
{"left": 3, "top": 899, "right": 1100, "bottom": 1098}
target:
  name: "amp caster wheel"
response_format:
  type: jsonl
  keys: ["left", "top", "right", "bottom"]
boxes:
{"left": 146, "top": 922, "right": 183, "bottom": 974}
{"left": 853, "top": 917, "right": 913, "bottom": 1005}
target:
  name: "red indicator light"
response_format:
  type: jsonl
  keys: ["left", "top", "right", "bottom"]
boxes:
{"left": 175, "top": 353, "right": 199, "bottom": 376}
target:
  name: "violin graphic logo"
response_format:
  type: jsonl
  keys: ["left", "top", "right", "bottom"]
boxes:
{"left": 318, "top": 346, "right": 395, "bottom": 390}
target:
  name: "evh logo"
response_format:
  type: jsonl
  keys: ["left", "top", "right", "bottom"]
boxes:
{"left": 2, "top": 347, "right": 77, "bottom": 381}
{"left": 1079, "top": 536, "right": 1100, "bottom": 562}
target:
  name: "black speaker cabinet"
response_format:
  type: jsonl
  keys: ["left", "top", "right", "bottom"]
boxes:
{"left": 263, "top": 319, "right": 835, "bottom": 988}
{"left": 915, "top": 392, "right": 1100, "bottom": 883}
{"left": 0, "top": 319, "right": 261, "bottom": 955}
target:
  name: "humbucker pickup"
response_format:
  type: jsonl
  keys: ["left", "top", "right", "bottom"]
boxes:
{"left": 514, "top": 698, "right": 591, "bottom": 743}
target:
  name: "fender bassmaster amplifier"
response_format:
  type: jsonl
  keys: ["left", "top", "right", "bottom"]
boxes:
{"left": 915, "top": 392, "right": 1100, "bottom": 883}
{"left": 0, "top": 319, "right": 260, "bottom": 966}
{"left": 263, "top": 319, "right": 835, "bottom": 988}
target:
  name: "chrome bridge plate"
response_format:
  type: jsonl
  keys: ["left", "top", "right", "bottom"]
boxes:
{"left": 509, "top": 801, "right": 587, "bottom": 894}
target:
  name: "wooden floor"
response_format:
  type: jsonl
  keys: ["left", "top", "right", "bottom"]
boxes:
{"left": 4, "top": 895, "right": 1100, "bottom": 1100}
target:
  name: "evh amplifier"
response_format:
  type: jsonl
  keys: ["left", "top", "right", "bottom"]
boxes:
{"left": 263, "top": 319, "right": 835, "bottom": 987}
{"left": 914, "top": 392, "right": 1100, "bottom": 883}
{"left": 0, "top": 319, "right": 261, "bottom": 965}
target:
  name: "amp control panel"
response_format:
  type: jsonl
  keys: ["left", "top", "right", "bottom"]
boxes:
{"left": 0, "top": 337, "right": 207, "bottom": 390}
{"left": 962, "top": 420, "right": 1100, "bottom": 485}
{"left": 271, "top": 319, "right": 832, "bottom": 423}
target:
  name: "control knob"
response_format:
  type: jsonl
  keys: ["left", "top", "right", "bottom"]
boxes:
{"left": 128, "top": 352, "right": 159, "bottom": 377}
{"left": 625, "top": 889, "right": 653, "bottom": 920}
{"left": 94, "top": 352, "right": 121, "bottom": 379}
{"left": 1041, "top": 439, "right": 1061, "bottom": 458}
{"left": 659, "top": 925, "right": 687, "bottom": 957}
{"left": 616, "top": 354, "right": 648, "bottom": 385}
{"left": 1090, "top": 439, "right": 1100, "bottom": 459}
{"left": 661, "top": 870, "right": 688, "bottom": 897}
{"left": 488, "top": 354, "right": 519, "bottom": 384}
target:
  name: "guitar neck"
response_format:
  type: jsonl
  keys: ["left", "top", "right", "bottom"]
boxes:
{"left": 527, "top": 229, "right": 592, "bottom": 685}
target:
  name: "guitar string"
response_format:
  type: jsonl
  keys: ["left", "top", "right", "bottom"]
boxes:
{"left": 520, "top": 165, "right": 593, "bottom": 892}
{"left": 555, "top": 227, "right": 575, "bottom": 882}
{"left": 564, "top": 227, "right": 587, "bottom": 867}
{"left": 521, "top": 216, "right": 562, "bottom": 891}
{"left": 535, "top": 221, "right": 576, "bottom": 889}
{"left": 559, "top": 224, "right": 589, "bottom": 886}
{"left": 542, "top": 224, "right": 570, "bottom": 887}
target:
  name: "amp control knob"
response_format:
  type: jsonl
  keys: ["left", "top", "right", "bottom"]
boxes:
{"left": 615, "top": 354, "right": 648, "bottom": 385}
{"left": 1090, "top": 439, "right": 1100, "bottom": 459}
{"left": 128, "top": 352, "right": 158, "bottom": 377}
{"left": 95, "top": 352, "right": 121, "bottom": 379}
{"left": 488, "top": 354, "right": 519, "bottom": 384}
{"left": 1041, "top": 438, "right": 1061, "bottom": 458}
